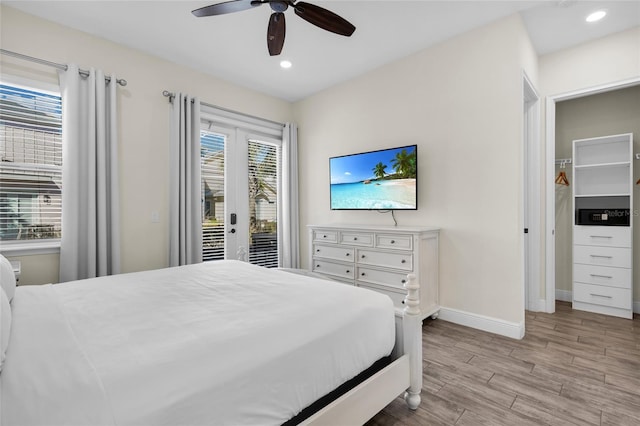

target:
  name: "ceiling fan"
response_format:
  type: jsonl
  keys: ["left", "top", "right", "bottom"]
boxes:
{"left": 192, "top": 0, "right": 356, "bottom": 56}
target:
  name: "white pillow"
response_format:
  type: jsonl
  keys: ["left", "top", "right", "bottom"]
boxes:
{"left": 0, "top": 287, "right": 11, "bottom": 372}
{"left": 0, "top": 254, "right": 16, "bottom": 303}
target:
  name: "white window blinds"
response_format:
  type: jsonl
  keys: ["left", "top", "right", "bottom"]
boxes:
{"left": 0, "top": 83, "right": 62, "bottom": 242}
{"left": 248, "top": 140, "right": 279, "bottom": 268}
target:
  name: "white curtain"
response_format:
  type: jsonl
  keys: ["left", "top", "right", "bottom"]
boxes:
{"left": 169, "top": 93, "right": 202, "bottom": 266}
{"left": 58, "top": 64, "right": 121, "bottom": 282}
{"left": 279, "top": 123, "right": 300, "bottom": 268}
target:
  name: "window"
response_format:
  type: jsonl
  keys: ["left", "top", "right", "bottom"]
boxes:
{"left": 0, "top": 83, "right": 62, "bottom": 243}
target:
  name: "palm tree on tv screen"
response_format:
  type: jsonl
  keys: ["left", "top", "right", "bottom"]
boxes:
{"left": 372, "top": 162, "right": 387, "bottom": 179}
{"left": 391, "top": 149, "right": 417, "bottom": 178}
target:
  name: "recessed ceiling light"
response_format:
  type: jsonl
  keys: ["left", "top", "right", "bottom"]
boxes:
{"left": 586, "top": 10, "right": 607, "bottom": 23}
{"left": 280, "top": 60, "right": 292, "bottom": 69}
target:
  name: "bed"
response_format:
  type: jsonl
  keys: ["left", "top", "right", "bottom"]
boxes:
{"left": 0, "top": 257, "right": 422, "bottom": 425}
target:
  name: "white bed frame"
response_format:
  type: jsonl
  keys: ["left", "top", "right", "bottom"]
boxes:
{"left": 301, "top": 273, "right": 423, "bottom": 425}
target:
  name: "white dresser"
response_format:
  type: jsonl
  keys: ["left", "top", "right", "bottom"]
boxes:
{"left": 308, "top": 224, "right": 439, "bottom": 319}
{"left": 572, "top": 134, "right": 633, "bottom": 319}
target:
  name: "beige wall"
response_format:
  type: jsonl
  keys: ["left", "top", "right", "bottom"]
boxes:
{"left": 294, "top": 14, "right": 538, "bottom": 324}
{"left": 554, "top": 86, "right": 640, "bottom": 302}
{"left": 0, "top": 6, "right": 293, "bottom": 284}
{"left": 539, "top": 27, "right": 640, "bottom": 303}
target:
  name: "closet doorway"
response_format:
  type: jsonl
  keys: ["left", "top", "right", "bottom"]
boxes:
{"left": 545, "top": 78, "right": 640, "bottom": 313}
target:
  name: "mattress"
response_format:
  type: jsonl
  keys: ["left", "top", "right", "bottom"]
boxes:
{"left": 0, "top": 260, "right": 395, "bottom": 426}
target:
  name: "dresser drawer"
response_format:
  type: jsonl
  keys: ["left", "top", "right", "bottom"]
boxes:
{"left": 358, "top": 249, "right": 413, "bottom": 271}
{"left": 574, "top": 226, "right": 631, "bottom": 248}
{"left": 340, "top": 232, "right": 373, "bottom": 246}
{"left": 313, "top": 230, "right": 338, "bottom": 243}
{"left": 358, "top": 283, "right": 406, "bottom": 310}
{"left": 573, "top": 245, "right": 631, "bottom": 269}
{"left": 376, "top": 234, "right": 412, "bottom": 250}
{"left": 357, "top": 267, "right": 409, "bottom": 291}
{"left": 573, "top": 282, "right": 632, "bottom": 310}
{"left": 573, "top": 264, "right": 632, "bottom": 289}
{"left": 312, "top": 260, "right": 354, "bottom": 280}
{"left": 313, "top": 244, "right": 355, "bottom": 262}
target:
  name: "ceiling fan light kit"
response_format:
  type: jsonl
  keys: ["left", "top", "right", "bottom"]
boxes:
{"left": 192, "top": 0, "right": 356, "bottom": 56}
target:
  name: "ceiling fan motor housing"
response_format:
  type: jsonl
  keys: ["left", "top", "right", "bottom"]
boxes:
{"left": 269, "top": 1, "right": 290, "bottom": 13}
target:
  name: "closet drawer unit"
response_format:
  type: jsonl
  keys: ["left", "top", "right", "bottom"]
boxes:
{"left": 359, "top": 283, "right": 406, "bottom": 310}
{"left": 358, "top": 249, "right": 413, "bottom": 272}
{"left": 313, "top": 230, "right": 338, "bottom": 243}
{"left": 574, "top": 226, "right": 631, "bottom": 248}
{"left": 313, "top": 244, "right": 355, "bottom": 262}
{"left": 376, "top": 234, "right": 412, "bottom": 250}
{"left": 573, "top": 282, "right": 632, "bottom": 310}
{"left": 573, "top": 264, "right": 632, "bottom": 289}
{"left": 573, "top": 245, "right": 631, "bottom": 269}
{"left": 339, "top": 232, "right": 373, "bottom": 246}
{"left": 357, "top": 267, "right": 409, "bottom": 291}
{"left": 312, "top": 260, "right": 354, "bottom": 280}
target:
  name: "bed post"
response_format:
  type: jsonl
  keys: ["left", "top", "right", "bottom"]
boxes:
{"left": 403, "top": 273, "right": 422, "bottom": 410}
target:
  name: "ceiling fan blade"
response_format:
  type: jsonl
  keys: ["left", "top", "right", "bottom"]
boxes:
{"left": 293, "top": 1, "right": 355, "bottom": 37}
{"left": 267, "top": 12, "right": 286, "bottom": 56}
{"left": 192, "top": 0, "right": 260, "bottom": 17}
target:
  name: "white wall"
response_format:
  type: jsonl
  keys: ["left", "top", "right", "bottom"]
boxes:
{"left": 0, "top": 6, "right": 293, "bottom": 283}
{"left": 294, "top": 14, "right": 538, "bottom": 325}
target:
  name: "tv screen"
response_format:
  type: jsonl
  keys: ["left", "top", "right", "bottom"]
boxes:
{"left": 330, "top": 145, "right": 417, "bottom": 210}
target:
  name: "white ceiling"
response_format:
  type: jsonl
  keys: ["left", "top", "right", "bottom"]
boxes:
{"left": 4, "top": 1, "right": 639, "bottom": 102}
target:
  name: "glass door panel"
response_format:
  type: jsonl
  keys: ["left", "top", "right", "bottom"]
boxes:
{"left": 248, "top": 140, "right": 279, "bottom": 268}
{"left": 201, "top": 130, "right": 225, "bottom": 261}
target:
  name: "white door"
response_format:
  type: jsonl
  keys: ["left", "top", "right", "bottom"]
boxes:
{"left": 201, "top": 124, "right": 281, "bottom": 267}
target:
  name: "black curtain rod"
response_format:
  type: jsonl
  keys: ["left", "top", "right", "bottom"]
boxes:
{"left": 1, "top": 48, "right": 127, "bottom": 87}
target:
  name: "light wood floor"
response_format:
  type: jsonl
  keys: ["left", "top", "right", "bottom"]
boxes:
{"left": 367, "top": 302, "right": 640, "bottom": 426}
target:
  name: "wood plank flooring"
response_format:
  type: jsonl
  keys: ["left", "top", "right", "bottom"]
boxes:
{"left": 367, "top": 302, "right": 640, "bottom": 426}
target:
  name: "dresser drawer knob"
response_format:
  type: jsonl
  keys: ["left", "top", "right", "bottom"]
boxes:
{"left": 401, "top": 259, "right": 406, "bottom": 264}
{"left": 354, "top": 237, "right": 358, "bottom": 241}
{"left": 345, "top": 253, "right": 350, "bottom": 257}
{"left": 361, "top": 272, "right": 365, "bottom": 276}
{"left": 316, "top": 249, "right": 320, "bottom": 252}
{"left": 361, "top": 254, "right": 365, "bottom": 259}
{"left": 391, "top": 240, "right": 395, "bottom": 244}
{"left": 346, "top": 270, "right": 350, "bottom": 273}
{"left": 316, "top": 264, "right": 320, "bottom": 268}
{"left": 323, "top": 235, "right": 327, "bottom": 238}
{"left": 401, "top": 279, "right": 406, "bottom": 284}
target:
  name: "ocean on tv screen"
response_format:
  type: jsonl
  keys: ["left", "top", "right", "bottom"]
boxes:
{"left": 331, "top": 179, "right": 416, "bottom": 209}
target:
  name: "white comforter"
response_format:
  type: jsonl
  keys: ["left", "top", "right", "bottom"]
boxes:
{"left": 1, "top": 260, "right": 395, "bottom": 426}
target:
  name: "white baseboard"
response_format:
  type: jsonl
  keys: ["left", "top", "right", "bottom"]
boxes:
{"left": 556, "top": 289, "right": 639, "bottom": 314}
{"left": 437, "top": 307, "right": 525, "bottom": 340}
{"left": 555, "top": 289, "right": 572, "bottom": 303}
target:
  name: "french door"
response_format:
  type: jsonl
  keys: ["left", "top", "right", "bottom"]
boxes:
{"left": 201, "top": 124, "right": 281, "bottom": 268}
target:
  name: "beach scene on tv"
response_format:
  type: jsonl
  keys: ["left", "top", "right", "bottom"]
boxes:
{"left": 330, "top": 146, "right": 417, "bottom": 209}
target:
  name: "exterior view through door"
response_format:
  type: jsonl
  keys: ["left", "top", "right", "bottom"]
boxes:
{"left": 201, "top": 128, "right": 280, "bottom": 268}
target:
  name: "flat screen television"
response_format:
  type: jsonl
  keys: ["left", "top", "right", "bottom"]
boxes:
{"left": 330, "top": 145, "right": 417, "bottom": 210}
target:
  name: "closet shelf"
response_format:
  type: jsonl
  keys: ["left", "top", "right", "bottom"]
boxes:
{"left": 575, "top": 193, "right": 630, "bottom": 198}
{"left": 574, "top": 161, "right": 630, "bottom": 170}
